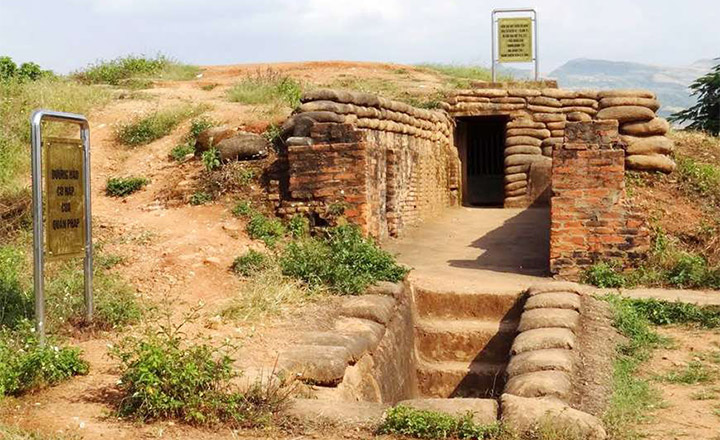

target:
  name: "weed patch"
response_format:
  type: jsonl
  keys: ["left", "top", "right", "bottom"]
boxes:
{"left": 583, "top": 262, "right": 627, "bottom": 288}
{"left": 227, "top": 68, "right": 302, "bottom": 109}
{"left": 106, "top": 176, "right": 149, "bottom": 197}
{"left": 189, "top": 191, "right": 213, "bottom": 205}
{"left": 659, "top": 361, "right": 715, "bottom": 385}
{"left": 280, "top": 224, "right": 408, "bottom": 294}
{"left": 74, "top": 54, "right": 199, "bottom": 86}
{"left": 114, "top": 105, "right": 204, "bottom": 146}
{"left": 202, "top": 148, "right": 221, "bottom": 171}
{"left": 602, "top": 295, "right": 664, "bottom": 440}
{"left": 625, "top": 298, "right": 720, "bottom": 328}
{"left": 222, "top": 267, "right": 314, "bottom": 322}
{"left": 232, "top": 250, "right": 270, "bottom": 277}
{"left": 246, "top": 212, "right": 286, "bottom": 247}
{"left": 111, "top": 310, "right": 291, "bottom": 426}
{"left": 0, "top": 323, "right": 88, "bottom": 396}
{"left": 377, "top": 405, "right": 503, "bottom": 439}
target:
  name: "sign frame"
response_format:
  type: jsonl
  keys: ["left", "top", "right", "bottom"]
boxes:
{"left": 491, "top": 8, "right": 539, "bottom": 82}
{"left": 31, "top": 109, "right": 94, "bottom": 342}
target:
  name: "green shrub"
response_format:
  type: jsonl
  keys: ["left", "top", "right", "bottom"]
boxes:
{"left": 583, "top": 261, "right": 627, "bottom": 288}
{"left": 0, "top": 56, "right": 51, "bottom": 82}
{"left": 280, "top": 224, "right": 408, "bottom": 294}
{"left": 111, "top": 316, "right": 290, "bottom": 426}
{"left": 227, "top": 69, "right": 302, "bottom": 108}
{"left": 187, "top": 117, "right": 215, "bottom": 141}
{"left": 0, "top": 324, "right": 89, "bottom": 396}
{"left": 232, "top": 250, "right": 269, "bottom": 277}
{"left": 378, "top": 405, "right": 503, "bottom": 440}
{"left": 189, "top": 191, "right": 213, "bottom": 205}
{"left": 666, "top": 252, "right": 719, "bottom": 288}
{"left": 0, "top": 245, "right": 32, "bottom": 328}
{"left": 115, "top": 105, "right": 203, "bottom": 146}
{"left": 287, "top": 215, "right": 309, "bottom": 238}
{"left": 327, "top": 201, "right": 348, "bottom": 217}
{"left": 170, "top": 143, "right": 195, "bottom": 161}
{"left": 202, "top": 148, "right": 221, "bottom": 171}
{"left": 246, "top": 213, "right": 285, "bottom": 247}
{"left": 232, "top": 200, "right": 253, "bottom": 217}
{"left": 106, "top": 176, "right": 149, "bottom": 197}
{"left": 73, "top": 54, "right": 199, "bottom": 86}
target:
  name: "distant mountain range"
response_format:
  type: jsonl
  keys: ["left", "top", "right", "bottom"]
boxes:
{"left": 547, "top": 58, "right": 716, "bottom": 118}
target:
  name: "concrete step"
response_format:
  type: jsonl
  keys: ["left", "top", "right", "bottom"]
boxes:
{"left": 416, "top": 360, "right": 507, "bottom": 398}
{"left": 414, "top": 286, "right": 524, "bottom": 320}
{"left": 415, "top": 318, "right": 518, "bottom": 363}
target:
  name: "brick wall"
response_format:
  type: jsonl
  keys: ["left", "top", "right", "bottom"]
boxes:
{"left": 277, "top": 90, "right": 459, "bottom": 239}
{"left": 549, "top": 121, "right": 650, "bottom": 278}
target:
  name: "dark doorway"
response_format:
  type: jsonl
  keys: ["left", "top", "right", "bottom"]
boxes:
{"left": 454, "top": 116, "right": 507, "bottom": 206}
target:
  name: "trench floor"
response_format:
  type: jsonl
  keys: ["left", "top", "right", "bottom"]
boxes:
{"left": 384, "top": 207, "right": 551, "bottom": 294}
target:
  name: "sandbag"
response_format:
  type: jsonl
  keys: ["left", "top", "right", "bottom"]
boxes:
{"left": 500, "top": 394, "right": 607, "bottom": 440}
{"left": 620, "top": 118, "right": 669, "bottom": 136}
{"left": 596, "top": 106, "right": 655, "bottom": 123}
{"left": 625, "top": 154, "right": 676, "bottom": 174}
{"left": 505, "top": 370, "right": 572, "bottom": 400}
{"left": 511, "top": 328, "right": 577, "bottom": 355}
{"left": 517, "top": 308, "right": 581, "bottom": 332}
{"left": 505, "top": 145, "right": 543, "bottom": 156}
{"left": 506, "top": 128, "right": 551, "bottom": 139}
{"left": 524, "top": 292, "right": 581, "bottom": 311}
{"left": 506, "top": 136, "right": 543, "bottom": 147}
{"left": 506, "top": 349, "right": 575, "bottom": 377}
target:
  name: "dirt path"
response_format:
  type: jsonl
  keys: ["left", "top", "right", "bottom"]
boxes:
{"left": 638, "top": 326, "right": 720, "bottom": 439}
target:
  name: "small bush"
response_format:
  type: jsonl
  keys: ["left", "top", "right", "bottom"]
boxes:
{"left": 170, "top": 143, "right": 195, "bottom": 161}
{"left": 377, "top": 405, "right": 503, "bottom": 440}
{"left": 0, "top": 324, "right": 89, "bottom": 396}
{"left": 232, "top": 250, "right": 269, "bottom": 277}
{"left": 189, "top": 191, "right": 213, "bottom": 206}
{"left": 187, "top": 117, "right": 216, "bottom": 142}
{"left": 280, "top": 224, "right": 408, "bottom": 294}
{"left": 0, "top": 245, "right": 32, "bottom": 328}
{"left": 232, "top": 200, "right": 253, "bottom": 217}
{"left": 106, "top": 176, "right": 149, "bottom": 197}
{"left": 111, "top": 313, "right": 290, "bottom": 426}
{"left": 246, "top": 212, "right": 285, "bottom": 247}
{"left": 287, "top": 215, "right": 309, "bottom": 238}
{"left": 666, "top": 252, "right": 719, "bottom": 288}
{"left": 74, "top": 54, "right": 199, "bottom": 86}
{"left": 0, "top": 56, "right": 52, "bottom": 82}
{"left": 115, "top": 105, "right": 203, "bottom": 146}
{"left": 202, "top": 148, "right": 221, "bottom": 171}
{"left": 583, "top": 261, "right": 627, "bottom": 288}
{"left": 676, "top": 156, "right": 720, "bottom": 204}
{"left": 227, "top": 69, "right": 302, "bottom": 108}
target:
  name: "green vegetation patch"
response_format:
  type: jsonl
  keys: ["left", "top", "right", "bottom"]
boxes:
{"left": 601, "top": 295, "right": 664, "bottom": 440}
{"left": 377, "top": 405, "right": 504, "bottom": 440}
{"left": 106, "top": 176, "right": 149, "bottom": 197}
{"left": 73, "top": 54, "right": 199, "bottom": 86}
{"left": 111, "top": 315, "right": 290, "bottom": 426}
{"left": 246, "top": 212, "right": 286, "bottom": 247}
{"left": 0, "top": 323, "right": 88, "bottom": 397}
{"left": 676, "top": 156, "right": 720, "bottom": 205}
{"left": 232, "top": 250, "right": 270, "bottom": 277}
{"left": 659, "top": 361, "right": 715, "bottom": 385}
{"left": 0, "top": 56, "right": 52, "bottom": 82}
{"left": 114, "top": 105, "right": 204, "bottom": 146}
{"left": 227, "top": 69, "right": 302, "bottom": 109}
{"left": 280, "top": 224, "right": 408, "bottom": 295}
{"left": 417, "top": 63, "right": 513, "bottom": 89}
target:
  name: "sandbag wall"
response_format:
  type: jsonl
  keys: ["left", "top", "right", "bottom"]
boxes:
{"left": 279, "top": 89, "right": 459, "bottom": 238}
{"left": 442, "top": 87, "right": 676, "bottom": 207}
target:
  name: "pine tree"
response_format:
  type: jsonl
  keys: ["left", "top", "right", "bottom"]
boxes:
{"left": 670, "top": 59, "right": 720, "bottom": 136}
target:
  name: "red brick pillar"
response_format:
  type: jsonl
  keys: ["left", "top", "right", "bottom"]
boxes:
{"left": 550, "top": 121, "right": 649, "bottom": 278}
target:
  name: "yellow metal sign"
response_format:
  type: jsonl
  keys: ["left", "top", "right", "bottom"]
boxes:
{"left": 498, "top": 17, "right": 533, "bottom": 63}
{"left": 45, "top": 137, "right": 85, "bottom": 259}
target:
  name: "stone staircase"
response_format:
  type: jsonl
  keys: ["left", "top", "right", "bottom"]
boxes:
{"left": 413, "top": 284, "right": 524, "bottom": 398}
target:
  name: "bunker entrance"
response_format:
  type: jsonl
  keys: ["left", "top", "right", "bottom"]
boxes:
{"left": 455, "top": 116, "right": 508, "bottom": 206}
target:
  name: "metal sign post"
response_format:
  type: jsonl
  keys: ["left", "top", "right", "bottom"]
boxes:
{"left": 491, "top": 8, "right": 539, "bottom": 82}
{"left": 31, "top": 109, "right": 93, "bottom": 342}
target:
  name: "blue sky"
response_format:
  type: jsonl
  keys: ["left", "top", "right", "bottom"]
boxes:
{"left": 1, "top": 0, "right": 718, "bottom": 74}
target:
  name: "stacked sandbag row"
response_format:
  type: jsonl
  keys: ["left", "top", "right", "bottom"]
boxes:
{"left": 596, "top": 90, "right": 676, "bottom": 173}
{"left": 501, "top": 281, "right": 606, "bottom": 440}
{"left": 296, "top": 89, "right": 453, "bottom": 143}
{"left": 504, "top": 117, "right": 552, "bottom": 205}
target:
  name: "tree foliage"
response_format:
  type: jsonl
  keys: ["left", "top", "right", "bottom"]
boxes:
{"left": 670, "top": 59, "right": 720, "bottom": 135}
